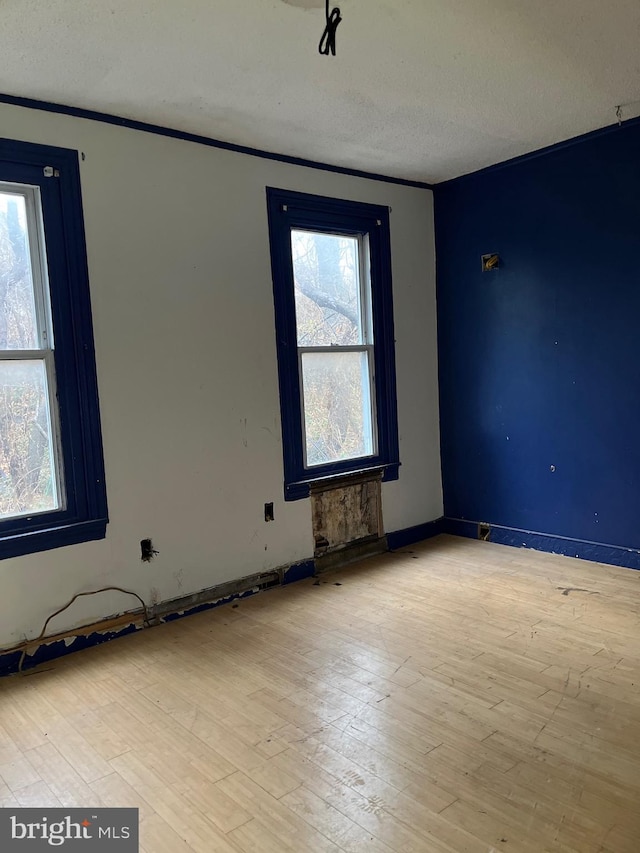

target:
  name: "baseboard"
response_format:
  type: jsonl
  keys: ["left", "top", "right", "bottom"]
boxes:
{"left": 315, "top": 536, "right": 388, "bottom": 573}
{"left": 282, "top": 559, "right": 316, "bottom": 585}
{"left": 0, "top": 518, "right": 450, "bottom": 678}
{"left": 443, "top": 517, "right": 640, "bottom": 571}
{"left": 387, "top": 518, "right": 445, "bottom": 550}
{"left": 0, "top": 557, "right": 315, "bottom": 677}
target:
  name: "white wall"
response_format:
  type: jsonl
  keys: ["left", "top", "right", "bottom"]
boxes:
{"left": 0, "top": 102, "right": 442, "bottom": 648}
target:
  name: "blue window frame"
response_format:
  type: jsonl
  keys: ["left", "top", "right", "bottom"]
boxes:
{"left": 267, "top": 187, "right": 399, "bottom": 500}
{"left": 0, "top": 138, "right": 107, "bottom": 558}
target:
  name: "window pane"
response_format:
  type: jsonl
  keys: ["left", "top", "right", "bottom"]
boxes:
{"left": 301, "top": 351, "right": 375, "bottom": 467}
{"left": 0, "top": 359, "right": 58, "bottom": 519}
{"left": 292, "top": 230, "right": 364, "bottom": 346}
{"left": 0, "top": 192, "right": 39, "bottom": 350}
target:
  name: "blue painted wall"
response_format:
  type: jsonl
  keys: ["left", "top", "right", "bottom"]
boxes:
{"left": 435, "top": 120, "right": 640, "bottom": 551}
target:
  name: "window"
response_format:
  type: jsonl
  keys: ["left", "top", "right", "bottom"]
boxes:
{"left": 267, "top": 188, "right": 399, "bottom": 500}
{"left": 0, "top": 139, "right": 107, "bottom": 558}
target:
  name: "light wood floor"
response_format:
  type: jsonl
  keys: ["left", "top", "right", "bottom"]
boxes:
{"left": 1, "top": 535, "right": 639, "bottom": 852}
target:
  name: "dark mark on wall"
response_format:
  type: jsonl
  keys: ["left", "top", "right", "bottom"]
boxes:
{"left": 141, "top": 538, "right": 159, "bottom": 562}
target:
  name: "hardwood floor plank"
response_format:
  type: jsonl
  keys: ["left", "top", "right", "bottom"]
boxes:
{"left": 281, "top": 784, "right": 397, "bottom": 853}
{"left": 0, "top": 754, "right": 41, "bottom": 791}
{"left": 139, "top": 813, "right": 198, "bottom": 853}
{"left": 90, "top": 771, "right": 156, "bottom": 821}
{"left": 25, "top": 741, "right": 105, "bottom": 806}
{"left": 217, "top": 771, "right": 342, "bottom": 853}
{"left": 14, "top": 779, "right": 62, "bottom": 808}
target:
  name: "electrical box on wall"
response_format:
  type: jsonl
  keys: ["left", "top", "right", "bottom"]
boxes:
{"left": 481, "top": 253, "right": 500, "bottom": 271}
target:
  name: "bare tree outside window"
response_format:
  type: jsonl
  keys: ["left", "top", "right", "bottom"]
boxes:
{"left": 0, "top": 191, "right": 58, "bottom": 519}
{"left": 291, "top": 230, "right": 375, "bottom": 467}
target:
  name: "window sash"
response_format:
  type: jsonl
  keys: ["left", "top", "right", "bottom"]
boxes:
{"left": 0, "top": 182, "right": 54, "bottom": 351}
{"left": 298, "top": 344, "right": 378, "bottom": 469}
{"left": 0, "top": 182, "right": 65, "bottom": 519}
{"left": 293, "top": 229, "right": 377, "bottom": 469}
{"left": 291, "top": 229, "right": 373, "bottom": 348}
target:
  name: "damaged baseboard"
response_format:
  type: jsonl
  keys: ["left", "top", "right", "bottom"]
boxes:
{"left": 154, "top": 569, "right": 281, "bottom": 622}
{"left": 0, "top": 558, "right": 315, "bottom": 677}
{"left": 0, "top": 516, "right": 445, "bottom": 678}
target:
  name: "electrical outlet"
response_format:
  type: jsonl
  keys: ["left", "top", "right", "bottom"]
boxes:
{"left": 141, "top": 538, "right": 159, "bottom": 561}
{"left": 478, "top": 523, "right": 491, "bottom": 541}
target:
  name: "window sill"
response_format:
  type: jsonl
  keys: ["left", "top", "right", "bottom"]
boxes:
{"left": 285, "top": 461, "right": 399, "bottom": 501}
{"left": 0, "top": 518, "right": 108, "bottom": 560}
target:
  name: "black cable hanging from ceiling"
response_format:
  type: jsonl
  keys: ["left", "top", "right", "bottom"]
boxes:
{"left": 319, "top": 0, "right": 342, "bottom": 56}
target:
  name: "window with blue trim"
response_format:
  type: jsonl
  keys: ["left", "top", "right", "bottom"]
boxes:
{"left": 267, "top": 188, "right": 399, "bottom": 500}
{"left": 0, "top": 138, "right": 107, "bottom": 558}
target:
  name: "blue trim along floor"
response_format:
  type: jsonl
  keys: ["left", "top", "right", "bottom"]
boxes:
{"left": 5, "top": 515, "right": 638, "bottom": 678}
{"left": 0, "top": 558, "right": 315, "bottom": 677}
{"left": 386, "top": 519, "right": 444, "bottom": 550}
{"left": 0, "top": 520, "right": 443, "bottom": 677}
{"left": 443, "top": 519, "right": 640, "bottom": 572}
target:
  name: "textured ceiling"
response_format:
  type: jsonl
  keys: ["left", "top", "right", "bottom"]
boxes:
{"left": 1, "top": 1, "right": 639, "bottom": 182}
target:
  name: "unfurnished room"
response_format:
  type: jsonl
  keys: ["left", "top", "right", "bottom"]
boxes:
{"left": 0, "top": 2, "right": 639, "bottom": 851}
